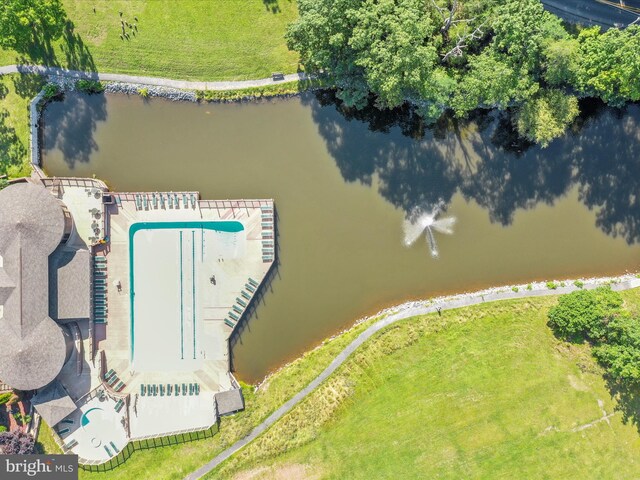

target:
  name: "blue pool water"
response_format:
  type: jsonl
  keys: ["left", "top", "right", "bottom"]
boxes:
{"left": 81, "top": 407, "right": 103, "bottom": 427}
{"left": 128, "top": 221, "right": 244, "bottom": 363}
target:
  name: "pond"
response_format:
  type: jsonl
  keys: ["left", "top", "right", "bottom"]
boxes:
{"left": 42, "top": 91, "right": 640, "bottom": 383}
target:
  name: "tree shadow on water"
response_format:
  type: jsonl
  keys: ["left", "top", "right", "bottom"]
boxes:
{"left": 305, "top": 91, "right": 640, "bottom": 242}
{"left": 43, "top": 92, "right": 107, "bottom": 168}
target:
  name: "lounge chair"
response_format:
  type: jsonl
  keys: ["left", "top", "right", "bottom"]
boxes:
{"left": 167, "top": 384, "right": 172, "bottom": 395}
{"left": 248, "top": 278, "right": 259, "bottom": 287}
{"left": 229, "top": 312, "right": 240, "bottom": 321}
{"left": 140, "top": 384, "right": 145, "bottom": 396}
{"left": 61, "top": 418, "right": 74, "bottom": 425}
{"left": 191, "top": 194, "right": 196, "bottom": 208}
{"left": 64, "top": 439, "right": 78, "bottom": 450}
{"left": 110, "top": 441, "right": 119, "bottom": 454}
{"left": 245, "top": 284, "right": 256, "bottom": 293}
{"left": 224, "top": 319, "right": 235, "bottom": 328}
{"left": 104, "top": 445, "right": 113, "bottom": 456}
{"left": 57, "top": 428, "right": 70, "bottom": 435}
{"left": 232, "top": 305, "right": 243, "bottom": 314}
{"left": 175, "top": 383, "right": 180, "bottom": 396}
{"left": 241, "top": 291, "right": 251, "bottom": 300}
{"left": 195, "top": 384, "right": 200, "bottom": 395}
{"left": 236, "top": 298, "right": 247, "bottom": 308}
{"left": 182, "top": 383, "right": 187, "bottom": 395}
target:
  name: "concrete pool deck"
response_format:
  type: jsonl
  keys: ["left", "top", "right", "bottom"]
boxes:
{"left": 34, "top": 179, "right": 275, "bottom": 464}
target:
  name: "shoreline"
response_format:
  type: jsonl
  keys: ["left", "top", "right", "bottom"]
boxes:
{"left": 252, "top": 272, "right": 640, "bottom": 390}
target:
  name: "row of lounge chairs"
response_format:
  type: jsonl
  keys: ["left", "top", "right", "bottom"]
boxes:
{"left": 260, "top": 206, "right": 275, "bottom": 262}
{"left": 224, "top": 278, "right": 260, "bottom": 328}
{"left": 140, "top": 383, "right": 200, "bottom": 396}
{"left": 104, "top": 369, "right": 126, "bottom": 392}
{"left": 133, "top": 193, "right": 198, "bottom": 211}
{"left": 93, "top": 256, "right": 108, "bottom": 324}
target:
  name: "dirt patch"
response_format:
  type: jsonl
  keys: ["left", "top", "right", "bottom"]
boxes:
{"left": 232, "top": 463, "right": 321, "bottom": 480}
{"left": 567, "top": 374, "right": 589, "bottom": 392}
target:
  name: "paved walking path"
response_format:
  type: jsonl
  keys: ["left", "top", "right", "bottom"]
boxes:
{"left": 185, "top": 275, "right": 640, "bottom": 479}
{"left": 0, "top": 64, "right": 311, "bottom": 91}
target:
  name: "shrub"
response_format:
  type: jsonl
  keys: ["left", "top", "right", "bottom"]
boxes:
{"left": 0, "top": 431, "right": 35, "bottom": 454}
{"left": 42, "top": 83, "right": 62, "bottom": 100}
{"left": 512, "top": 286, "right": 519, "bottom": 292}
{"left": 0, "top": 426, "right": 6, "bottom": 433}
{"left": 547, "top": 286, "right": 623, "bottom": 342}
{"left": 138, "top": 87, "right": 149, "bottom": 98}
{"left": 547, "top": 281, "right": 558, "bottom": 290}
{"left": 76, "top": 79, "right": 104, "bottom": 94}
{"left": 526, "top": 284, "right": 533, "bottom": 291}
{"left": 574, "top": 280, "right": 584, "bottom": 288}
{"left": 0, "top": 392, "right": 11, "bottom": 405}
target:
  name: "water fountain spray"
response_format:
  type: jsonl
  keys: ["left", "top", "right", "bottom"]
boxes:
{"left": 403, "top": 204, "right": 456, "bottom": 258}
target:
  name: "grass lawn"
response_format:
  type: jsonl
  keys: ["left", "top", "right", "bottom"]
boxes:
{"left": 36, "top": 420, "right": 63, "bottom": 455}
{"left": 0, "top": 0, "right": 299, "bottom": 81}
{"left": 0, "top": 74, "right": 45, "bottom": 178}
{"left": 210, "top": 289, "right": 640, "bottom": 479}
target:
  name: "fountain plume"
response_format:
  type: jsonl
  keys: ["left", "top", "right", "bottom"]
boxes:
{"left": 403, "top": 206, "right": 456, "bottom": 258}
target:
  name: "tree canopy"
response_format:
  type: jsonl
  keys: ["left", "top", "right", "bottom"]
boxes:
{"left": 0, "top": 0, "right": 66, "bottom": 51}
{"left": 287, "top": 0, "right": 640, "bottom": 146}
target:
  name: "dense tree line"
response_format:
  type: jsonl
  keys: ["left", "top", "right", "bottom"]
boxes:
{"left": 287, "top": 0, "right": 640, "bottom": 146}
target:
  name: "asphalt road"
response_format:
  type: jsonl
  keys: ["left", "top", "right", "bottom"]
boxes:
{"left": 541, "top": 0, "right": 640, "bottom": 29}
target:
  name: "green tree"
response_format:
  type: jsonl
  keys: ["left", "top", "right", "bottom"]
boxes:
{"left": 0, "top": 0, "right": 66, "bottom": 51}
{"left": 515, "top": 89, "right": 579, "bottom": 147}
{"left": 543, "top": 38, "right": 579, "bottom": 86}
{"left": 547, "top": 287, "right": 623, "bottom": 342}
{"left": 573, "top": 26, "right": 640, "bottom": 106}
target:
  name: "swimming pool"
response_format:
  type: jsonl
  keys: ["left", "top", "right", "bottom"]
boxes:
{"left": 81, "top": 407, "right": 103, "bottom": 427}
{"left": 129, "top": 221, "right": 244, "bottom": 370}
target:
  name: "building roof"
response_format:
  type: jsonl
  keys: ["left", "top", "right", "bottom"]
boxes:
{"left": 215, "top": 388, "right": 244, "bottom": 415}
{"left": 0, "top": 183, "right": 68, "bottom": 390}
{"left": 49, "top": 248, "right": 91, "bottom": 322}
{"left": 32, "top": 380, "right": 77, "bottom": 426}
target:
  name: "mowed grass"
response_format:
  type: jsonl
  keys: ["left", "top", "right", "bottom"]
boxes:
{"left": 212, "top": 289, "right": 640, "bottom": 479}
{"left": 0, "top": 1, "right": 299, "bottom": 81}
{"left": 0, "top": 74, "right": 45, "bottom": 177}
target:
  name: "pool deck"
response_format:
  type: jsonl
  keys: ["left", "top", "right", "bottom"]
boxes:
{"left": 40, "top": 181, "right": 275, "bottom": 464}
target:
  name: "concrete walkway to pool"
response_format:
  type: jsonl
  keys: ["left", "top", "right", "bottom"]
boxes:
{"left": 0, "top": 64, "right": 311, "bottom": 91}
{"left": 185, "top": 274, "right": 640, "bottom": 479}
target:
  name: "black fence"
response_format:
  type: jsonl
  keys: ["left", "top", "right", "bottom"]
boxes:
{"left": 79, "top": 422, "right": 220, "bottom": 472}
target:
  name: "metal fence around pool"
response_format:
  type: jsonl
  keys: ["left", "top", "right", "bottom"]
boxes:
{"left": 77, "top": 421, "right": 220, "bottom": 472}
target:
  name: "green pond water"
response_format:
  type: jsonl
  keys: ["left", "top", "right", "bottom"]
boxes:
{"left": 42, "top": 92, "right": 640, "bottom": 383}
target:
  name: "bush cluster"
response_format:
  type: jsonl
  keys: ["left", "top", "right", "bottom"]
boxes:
{"left": 548, "top": 287, "right": 640, "bottom": 384}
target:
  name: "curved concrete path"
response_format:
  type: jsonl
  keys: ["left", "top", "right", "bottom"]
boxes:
{"left": 0, "top": 64, "right": 311, "bottom": 91}
{"left": 186, "top": 275, "right": 640, "bottom": 479}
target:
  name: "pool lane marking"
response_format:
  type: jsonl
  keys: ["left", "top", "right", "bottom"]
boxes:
{"left": 192, "top": 230, "right": 197, "bottom": 360}
{"left": 180, "top": 231, "right": 184, "bottom": 360}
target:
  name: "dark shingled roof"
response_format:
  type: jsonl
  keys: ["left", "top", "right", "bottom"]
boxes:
{"left": 49, "top": 249, "right": 91, "bottom": 322}
{"left": 0, "top": 183, "right": 68, "bottom": 390}
{"left": 215, "top": 389, "right": 245, "bottom": 415}
{"left": 32, "top": 380, "right": 77, "bottom": 426}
